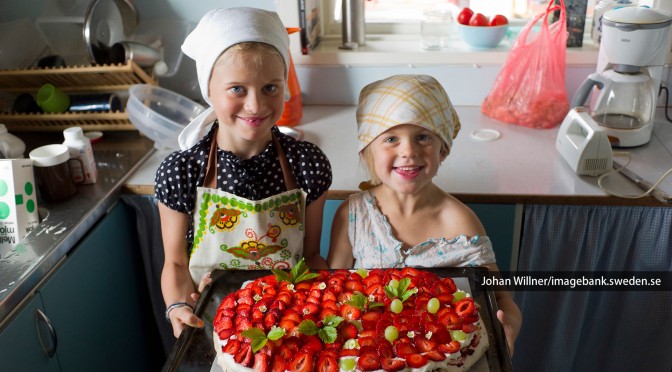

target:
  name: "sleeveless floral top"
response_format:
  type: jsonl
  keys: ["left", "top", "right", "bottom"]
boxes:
{"left": 348, "top": 191, "right": 497, "bottom": 269}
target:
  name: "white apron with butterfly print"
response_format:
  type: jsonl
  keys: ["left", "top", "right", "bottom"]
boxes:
{"left": 188, "top": 132, "right": 306, "bottom": 285}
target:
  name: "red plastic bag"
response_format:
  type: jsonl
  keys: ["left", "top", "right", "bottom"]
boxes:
{"left": 481, "top": 0, "right": 569, "bottom": 129}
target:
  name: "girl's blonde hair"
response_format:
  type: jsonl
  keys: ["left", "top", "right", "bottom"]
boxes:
{"left": 213, "top": 42, "right": 286, "bottom": 77}
{"left": 360, "top": 138, "right": 449, "bottom": 187}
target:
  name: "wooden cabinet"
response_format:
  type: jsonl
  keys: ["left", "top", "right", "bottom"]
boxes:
{"left": 0, "top": 202, "right": 161, "bottom": 372}
{"left": 0, "top": 293, "right": 61, "bottom": 371}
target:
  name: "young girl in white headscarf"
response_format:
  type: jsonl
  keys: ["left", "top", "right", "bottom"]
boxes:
{"left": 327, "top": 74, "right": 521, "bottom": 355}
{"left": 155, "top": 7, "right": 332, "bottom": 338}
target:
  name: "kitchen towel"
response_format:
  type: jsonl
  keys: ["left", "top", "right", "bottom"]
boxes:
{"left": 181, "top": 7, "right": 290, "bottom": 105}
{"left": 356, "top": 74, "right": 461, "bottom": 153}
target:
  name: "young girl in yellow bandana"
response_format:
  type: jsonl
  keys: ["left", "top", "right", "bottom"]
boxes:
{"left": 327, "top": 74, "right": 521, "bottom": 355}
{"left": 155, "top": 7, "right": 332, "bottom": 338}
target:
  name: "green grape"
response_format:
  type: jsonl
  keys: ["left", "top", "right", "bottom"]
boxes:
{"left": 339, "top": 358, "right": 356, "bottom": 370}
{"left": 356, "top": 268, "right": 368, "bottom": 279}
{"left": 343, "top": 338, "right": 359, "bottom": 349}
{"left": 450, "top": 330, "right": 467, "bottom": 342}
{"left": 427, "top": 298, "right": 440, "bottom": 314}
{"left": 390, "top": 298, "right": 403, "bottom": 314}
{"left": 389, "top": 279, "right": 400, "bottom": 289}
{"left": 452, "top": 291, "right": 467, "bottom": 303}
{"left": 384, "top": 325, "right": 399, "bottom": 342}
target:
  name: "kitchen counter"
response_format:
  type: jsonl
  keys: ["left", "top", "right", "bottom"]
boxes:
{"left": 0, "top": 131, "right": 155, "bottom": 325}
{"left": 126, "top": 105, "right": 672, "bottom": 206}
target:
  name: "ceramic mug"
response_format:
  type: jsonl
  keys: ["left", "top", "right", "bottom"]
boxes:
{"left": 36, "top": 83, "right": 70, "bottom": 113}
{"left": 28, "top": 144, "right": 83, "bottom": 202}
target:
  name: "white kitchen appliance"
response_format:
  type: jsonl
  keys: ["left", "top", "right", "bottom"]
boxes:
{"left": 570, "top": 6, "right": 672, "bottom": 147}
{"left": 556, "top": 107, "right": 613, "bottom": 176}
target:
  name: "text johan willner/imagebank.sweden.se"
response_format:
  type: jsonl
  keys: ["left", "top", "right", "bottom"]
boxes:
{"left": 481, "top": 273, "right": 667, "bottom": 290}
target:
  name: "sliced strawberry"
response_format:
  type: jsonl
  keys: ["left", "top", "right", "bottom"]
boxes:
{"left": 454, "top": 298, "right": 475, "bottom": 318}
{"left": 302, "top": 335, "right": 323, "bottom": 354}
{"left": 263, "top": 311, "right": 281, "bottom": 330}
{"left": 345, "top": 280, "right": 365, "bottom": 293}
{"left": 282, "top": 310, "right": 302, "bottom": 323}
{"left": 295, "top": 282, "right": 312, "bottom": 291}
{"left": 358, "top": 336, "right": 376, "bottom": 347}
{"left": 235, "top": 318, "right": 253, "bottom": 332}
{"left": 320, "top": 308, "right": 338, "bottom": 320}
{"left": 425, "top": 350, "right": 447, "bottom": 362}
{"left": 321, "top": 300, "right": 339, "bottom": 311}
{"left": 462, "top": 322, "right": 476, "bottom": 333}
{"left": 361, "top": 310, "right": 382, "bottom": 331}
{"left": 357, "top": 352, "right": 381, "bottom": 371}
{"left": 316, "top": 354, "right": 339, "bottom": 372}
{"left": 302, "top": 302, "right": 319, "bottom": 316}
{"left": 270, "top": 355, "right": 286, "bottom": 372}
{"left": 377, "top": 342, "right": 395, "bottom": 359}
{"left": 214, "top": 315, "right": 234, "bottom": 333}
{"left": 276, "top": 292, "right": 292, "bottom": 305}
{"left": 288, "top": 351, "right": 313, "bottom": 372}
{"left": 438, "top": 340, "right": 461, "bottom": 354}
{"left": 363, "top": 283, "right": 384, "bottom": 299}
{"left": 277, "top": 344, "right": 295, "bottom": 361}
{"left": 441, "top": 277, "right": 457, "bottom": 293}
{"left": 436, "top": 293, "right": 454, "bottom": 304}
{"left": 375, "top": 318, "right": 393, "bottom": 338}
{"left": 431, "top": 281, "right": 452, "bottom": 296}
{"left": 340, "top": 322, "right": 359, "bottom": 340}
{"left": 362, "top": 273, "right": 383, "bottom": 287}
{"left": 329, "top": 283, "right": 343, "bottom": 294}
{"left": 217, "top": 329, "right": 233, "bottom": 340}
{"left": 415, "top": 337, "right": 438, "bottom": 352}
{"left": 340, "top": 348, "right": 360, "bottom": 357}
{"left": 222, "top": 339, "right": 240, "bottom": 355}
{"left": 337, "top": 292, "right": 354, "bottom": 304}
{"left": 400, "top": 267, "right": 422, "bottom": 278}
{"left": 253, "top": 352, "right": 270, "bottom": 372}
{"left": 381, "top": 358, "right": 406, "bottom": 372}
{"left": 251, "top": 309, "right": 264, "bottom": 323}
{"left": 234, "top": 343, "right": 254, "bottom": 367}
{"left": 405, "top": 353, "right": 428, "bottom": 368}
{"left": 328, "top": 276, "right": 344, "bottom": 287}
{"left": 339, "top": 303, "right": 361, "bottom": 321}
{"left": 394, "top": 342, "right": 417, "bottom": 357}
{"left": 323, "top": 291, "right": 337, "bottom": 302}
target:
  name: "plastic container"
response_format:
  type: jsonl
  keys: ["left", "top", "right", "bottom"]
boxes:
{"left": 458, "top": 24, "right": 509, "bottom": 49}
{"left": 592, "top": 0, "right": 636, "bottom": 45}
{"left": 63, "top": 126, "right": 97, "bottom": 184}
{"left": 126, "top": 85, "right": 206, "bottom": 150}
{"left": 0, "top": 124, "right": 26, "bottom": 158}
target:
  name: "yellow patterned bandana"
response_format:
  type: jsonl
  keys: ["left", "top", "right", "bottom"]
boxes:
{"left": 356, "top": 74, "right": 461, "bottom": 153}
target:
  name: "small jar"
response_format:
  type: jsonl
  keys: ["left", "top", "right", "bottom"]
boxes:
{"left": 0, "top": 124, "right": 26, "bottom": 158}
{"left": 62, "top": 127, "right": 97, "bottom": 184}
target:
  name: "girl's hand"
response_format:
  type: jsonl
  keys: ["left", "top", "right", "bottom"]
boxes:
{"left": 496, "top": 309, "right": 521, "bottom": 357}
{"left": 168, "top": 305, "right": 204, "bottom": 338}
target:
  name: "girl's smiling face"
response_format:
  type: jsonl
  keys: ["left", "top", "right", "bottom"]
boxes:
{"left": 368, "top": 124, "right": 445, "bottom": 194}
{"left": 208, "top": 45, "right": 286, "bottom": 158}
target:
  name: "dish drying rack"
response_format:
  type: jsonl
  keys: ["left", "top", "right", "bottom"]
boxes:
{"left": 0, "top": 61, "right": 156, "bottom": 132}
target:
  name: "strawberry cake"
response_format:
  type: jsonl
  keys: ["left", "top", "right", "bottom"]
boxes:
{"left": 212, "top": 262, "right": 489, "bottom": 371}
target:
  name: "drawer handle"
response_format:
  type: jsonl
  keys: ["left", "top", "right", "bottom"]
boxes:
{"left": 35, "top": 308, "right": 57, "bottom": 358}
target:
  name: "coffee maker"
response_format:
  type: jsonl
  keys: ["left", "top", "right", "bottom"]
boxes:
{"left": 571, "top": 6, "right": 672, "bottom": 147}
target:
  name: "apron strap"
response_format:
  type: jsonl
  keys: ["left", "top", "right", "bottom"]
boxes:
{"left": 203, "top": 127, "right": 299, "bottom": 191}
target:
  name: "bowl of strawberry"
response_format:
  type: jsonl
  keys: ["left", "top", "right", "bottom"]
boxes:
{"left": 456, "top": 7, "right": 509, "bottom": 49}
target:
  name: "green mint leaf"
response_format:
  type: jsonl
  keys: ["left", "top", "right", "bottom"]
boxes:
{"left": 322, "top": 315, "right": 344, "bottom": 328}
{"left": 290, "top": 258, "right": 309, "bottom": 284}
{"left": 398, "top": 278, "right": 411, "bottom": 295}
{"left": 298, "top": 320, "right": 319, "bottom": 336}
{"left": 383, "top": 285, "right": 397, "bottom": 300}
{"left": 346, "top": 293, "right": 367, "bottom": 310}
{"left": 250, "top": 337, "right": 268, "bottom": 353}
{"left": 295, "top": 272, "right": 319, "bottom": 284}
{"left": 241, "top": 328, "right": 266, "bottom": 341}
{"left": 271, "top": 269, "right": 291, "bottom": 283}
{"left": 267, "top": 327, "right": 286, "bottom": 341}
{"left": 368, "top": 301, "right": 384, "bottom": 309}
{"left": 318, "top": 326, "right": 338, "bottom": 344}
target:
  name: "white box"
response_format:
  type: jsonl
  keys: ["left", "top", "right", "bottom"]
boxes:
{"left": 0, "top": 159, "right": 39, "bottom": 248}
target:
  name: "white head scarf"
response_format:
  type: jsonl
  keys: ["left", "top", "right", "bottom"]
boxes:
{"left": 177, "top": 7, "right": 290, "bottom": 150}
{"left": 356, "top": 74, "right": 461, "bottom": 153}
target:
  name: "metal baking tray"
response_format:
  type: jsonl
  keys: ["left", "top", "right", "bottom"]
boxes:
{"left": 162, "top": 267, "right": 514, "bottom": 372}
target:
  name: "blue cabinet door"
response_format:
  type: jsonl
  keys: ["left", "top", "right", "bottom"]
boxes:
{"left": 38, "top": 203, "right": 156, "bottom": 372}
{"left": 0, "top": 293, "right": 61, "bottom": 372}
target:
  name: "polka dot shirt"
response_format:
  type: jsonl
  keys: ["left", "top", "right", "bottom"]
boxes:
{"left": 155, "top": 124, "right": 332, "bottom": 248}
